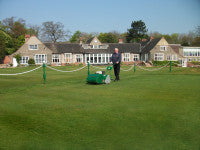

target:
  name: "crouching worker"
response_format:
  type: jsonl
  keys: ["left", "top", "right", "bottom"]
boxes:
{"left": 110, "top": 48, "right": 121, "bottom": 81}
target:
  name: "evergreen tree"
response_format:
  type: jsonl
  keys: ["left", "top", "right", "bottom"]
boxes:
{"left": 126, "top": 20, "right": 148, "bottom": 43}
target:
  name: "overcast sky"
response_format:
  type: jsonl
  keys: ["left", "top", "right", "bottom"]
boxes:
{"left": 0, "top": 0, "right": 200, "bottom": 34}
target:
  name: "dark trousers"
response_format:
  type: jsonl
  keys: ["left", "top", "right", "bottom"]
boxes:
{"left": 113, "top": 63, "right": 120, "bottom": 80}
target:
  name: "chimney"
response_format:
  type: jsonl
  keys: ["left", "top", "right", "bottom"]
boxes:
{"left": 118, "top": 38, "right": 123, "bottom": 43}
{"left": 25, "top": 34, "right": 30, "bottom": 42}
{"left": 142, "top": 38, "right": 147, "bottom": 42}
{"left": 80, "top": 37, "right": 82, "bottom": 44}
{"left": 150, "top": 36, "right": 154, "bottom": 40}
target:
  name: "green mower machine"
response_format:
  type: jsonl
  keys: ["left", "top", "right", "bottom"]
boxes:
{"left": 86, "top": 62, "right": 112, "bottom": 84}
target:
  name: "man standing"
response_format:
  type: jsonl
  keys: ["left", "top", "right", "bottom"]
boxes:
{"left": 110, "top": 48, "right": 121, "bottom": 81}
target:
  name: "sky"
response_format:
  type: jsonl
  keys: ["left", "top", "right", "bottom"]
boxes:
{"left": 0, "top": 0, "right": 200, "bottom": 35}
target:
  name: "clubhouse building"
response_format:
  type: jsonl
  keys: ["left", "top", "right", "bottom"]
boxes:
{"left": 4, "top": 35, "right": 200, "bottom": 66}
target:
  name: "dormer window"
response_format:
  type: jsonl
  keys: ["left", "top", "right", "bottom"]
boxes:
{"left": 160, "top": 46, "right": 167, "bottom": 51}
{"left": 83, "top": 45, "right": 88, "bottom": 49}
{"left": 93, "top": 45, "right": 99, "bottom": 49}
{"left": 29, "top": 44, "right": 38, "bottom": 50}
{"left": 100, "top": 45, "right": 107, "bottom": 49}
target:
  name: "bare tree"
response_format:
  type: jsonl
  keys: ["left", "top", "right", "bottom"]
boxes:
{"left": 195, "top": 25, "right": 200, "bottom": 37}
{"left": 2, "top": 17, "right": 26, "bottom": 38}
{"left": 41, "top": 21, "right": 70, "bottom": 43}
{"left": 27, "top": 25, "right": 40, "bottom": 36}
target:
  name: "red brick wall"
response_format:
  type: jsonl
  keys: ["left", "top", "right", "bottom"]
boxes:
{"left": 3, "top": 56, "right": 11, "bottom": 64}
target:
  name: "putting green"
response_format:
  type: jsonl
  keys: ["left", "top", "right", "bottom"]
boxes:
{"left": 0, "top": 65, "right": 200, "bottom": 150}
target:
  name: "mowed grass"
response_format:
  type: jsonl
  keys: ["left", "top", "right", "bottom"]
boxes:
{"left": 0, "top": 65, "right": 200, "bottom": 150}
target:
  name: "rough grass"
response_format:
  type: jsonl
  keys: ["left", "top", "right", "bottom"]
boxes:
{"left": 0, "top": 65, "right": 200, "bottom": 150}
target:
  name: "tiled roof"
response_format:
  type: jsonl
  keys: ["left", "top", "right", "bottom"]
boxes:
{"left": 44, "top": 43, "right": 82, "bottom": 54}
{"left": 85, "top": 37, "right": 94, "bottom": 44}
{"left": 44, "top": 43, "right": 141, "bottom": 54}
{"left": 44, "top": 38, "right": 162, "bottom": 54}
{"left": 169, "top": 44, "right": 181, "bottom": 54}
{"left": 140, "top": 38, "right": 161, "bottom": 54}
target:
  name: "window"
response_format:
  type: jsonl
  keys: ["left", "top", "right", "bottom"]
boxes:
{"left": 90, "top": 54, "right": 94, "bottom": 63}
{"left": 184, "top": 51, "right": 189, "bottom": 56}
{"left": 133, "top": 54, "right": 139, "bottom": 61}
{"left": 172, "top": 54, "right": 177, "bottom": 61}
{"left": 87, "top": 54, "right": 111, "bottom": 64}
{"left": 83, "top": 45, "right": 88, "bottom": 49}
{"left": 102, "top": 54, "right": 106, "bottom": 63}
{"left": 21, "top": 56, "right": 29, "bottom": 64}
{"left": 29, "top": 44, "right": 38, "bottom": 50}
{"left": 154, "top": 53, "right": 164, "bottom": 61}
{"left": 98, "top": 54, "right": 101, "bottom": 63}
{"left": 167, "top": 54, "right": 171, "bottom": 61}
{"left": 160, "top": 46, "right": 167, "bottom": 51}
{"left": 93, "top": 45, "right": 99, "bottom": 49}
{"left": 75, "top": 54, "right": 83, "bottom": 63}
{"left": 167, "top": 54, "right": 177, "bottom": 61}
{"left": 52, "top": 54, "right": 60, "bottom": 63}
{"left": 123, "top": 53, "right": 130, "bottom": 62}
{"left": 85, "top": 54, "right": 90, "bottom": 63}
{"left": 94, "top": 54, "right": 97, "bottom": 63}
{"left": 106, "top": 54, "right": 112, "bottom": 63}
{"left": 183, "top": 48, "right": 200, "bottom": 57}
{"left": 101, "top": 45, "right": 106, "bottom": 49}
{"left": 65, "top": 53, "right": 72, "bottom": 63}
{"left": 34, "top": 54, "right": 47, "bottom": 64}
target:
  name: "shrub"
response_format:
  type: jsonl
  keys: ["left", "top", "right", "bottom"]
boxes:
{"left": 14, "top": 54, "right": 21, "bottom": 64}
{"left": 28, "top": 58, "right": 35, "bottom": 65}
{"left": 152, "top": 61, "right": 180, "bottom": 66}
{"left": 191, "top": 60, "right": 200, "bottom": 65}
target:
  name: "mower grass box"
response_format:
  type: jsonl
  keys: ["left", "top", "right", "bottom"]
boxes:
{"left": 87, "top": 74, "right": 110, "bottom": 84}
{"left": 86, "top": 64, "right": 112, "bottom": 84}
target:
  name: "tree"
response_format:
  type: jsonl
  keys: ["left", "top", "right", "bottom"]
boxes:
{"left": 149, "top": 31, "right": 162, "bottom": 39}
{"left": 98, "top": 32, "right": 118, "bottom": 43}
{"left": 12, "top": 21, "right": 26, "bottom": 38}
{"left": 191, "top": 37, "right": 200, "bottom": 46}
{"left": 26, "top": 25, "right": 40, "bottom": 37}
{"left": 70, "top": 30, "right": 81, "bottom": 43}
{"left": 2, "top": 17, "right": 26, "bottom": 38}
{"left": 126, "top": 20, "right": 148, "bottom": 43}
{"left": 170, "top": 33, "right": 179, "bottom": 44}
{"left": 180, "top": 35, "right": 190, "bottom": 46}
{"left": 0, "top": 30, "right": 15, "bottom": 55}
{"left": 1, "top": 17, "right": 27, "bottom": 54}
{"left": 41, "top": 21, "right": 69, "bottom": 43}
{"left": 0, "top": 33, "right": 6, "bottom": 63}
{"left": 0, "top": 17, "right": 42, "bottom": 55}
{"left": 69, "top": 31, "right": 96, "bottom": 43}
{"left": 162, "top": 34, "right": 173, "bottom": 43}
{"left": 14, "top": 54, "right": 21, "bottom": 64}
{"left": 191, "top": 26, "right": 200, "bottom": 46}
{"left": 120, "top": 32, "right": 128, "bottom": 43}
{"left": 80, "top": 32, "right": 96, "bottom": 42}
{"left": 15, "top": 35, "right": 25, "bottom": 48}
{"left": 195, "top": 25, "right": 200, "bottom": 37}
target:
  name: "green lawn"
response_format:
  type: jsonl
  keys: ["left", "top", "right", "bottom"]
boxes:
{"left": 0, "top": 65, "right": 200, "bottom": 150}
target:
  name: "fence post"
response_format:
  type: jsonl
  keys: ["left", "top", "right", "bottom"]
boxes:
{"left": 170, "top": 61, "right": 172, "bottom": 72}
{"left": 43, "top": 63, "right": 46, "bottom": 84}
{"left": 134, "top": 61, "right": 136, "bottom": 73}
{"left": 87, "top": 62, "right": 90, "bottom": 75}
